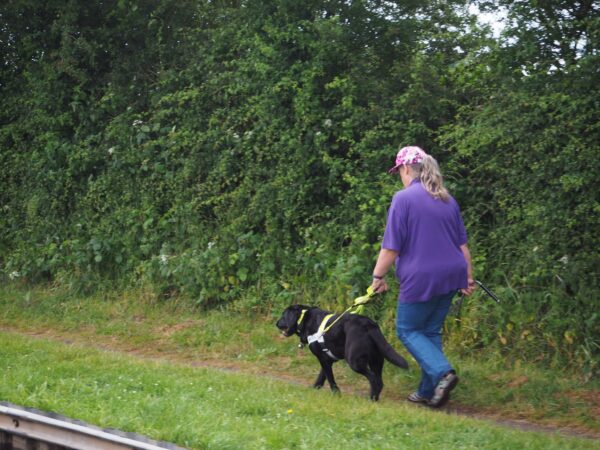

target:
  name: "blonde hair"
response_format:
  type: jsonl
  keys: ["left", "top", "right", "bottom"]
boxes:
{"left": 409, "top": 154, "right": 450, "bottom": 201}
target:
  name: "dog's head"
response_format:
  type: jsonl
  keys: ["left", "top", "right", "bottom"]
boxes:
{"left": 276, "top": 304, "right": 310, "bottom": 337}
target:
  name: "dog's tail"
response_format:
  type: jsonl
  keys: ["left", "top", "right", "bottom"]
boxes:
{"left": 368, "top": 328, "right": 409, "bottom": 369}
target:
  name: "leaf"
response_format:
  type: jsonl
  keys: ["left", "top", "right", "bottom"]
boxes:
{"left": 237, "top": 268, "right": 248, "bottom": 282}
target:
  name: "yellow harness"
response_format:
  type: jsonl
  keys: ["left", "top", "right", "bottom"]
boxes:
{"left": 296, "top": 287, "right": 377, "bottom": 360}
{"left": 308, "top": 314, "right": 339, "bottom": 359}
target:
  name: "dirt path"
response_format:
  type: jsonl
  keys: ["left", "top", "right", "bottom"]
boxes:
{"left": 3, "top": 327, "right": 599, "bottom": 441}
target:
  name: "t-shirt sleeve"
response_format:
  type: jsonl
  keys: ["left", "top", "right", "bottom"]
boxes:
{"left": 382, "top": 195, "right": 406, "bottom": 252}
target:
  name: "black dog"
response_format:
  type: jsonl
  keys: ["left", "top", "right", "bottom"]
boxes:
{"left": 276, "top": 304, "right": 408, "bottom": 400}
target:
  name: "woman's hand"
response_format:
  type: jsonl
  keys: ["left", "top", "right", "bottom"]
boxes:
{"left": 371, "top": 277, "right": 389, "bottom": 294}
{"left": 461, "top": 278, "right": 476, "bottom": 296}
{"left": 371, "top": 248, "right": 398, "bottom": 294}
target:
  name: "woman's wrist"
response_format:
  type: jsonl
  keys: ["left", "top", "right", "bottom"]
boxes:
{"left": 372, "top": 274, "right": 384, "bottom": 280}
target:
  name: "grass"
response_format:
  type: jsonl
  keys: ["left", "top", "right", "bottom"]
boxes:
{"left": 1, "top": 330, "right": 598, "bottom": 450}
{"left": 0, "top": 283, "right": 598, "bottom": 444}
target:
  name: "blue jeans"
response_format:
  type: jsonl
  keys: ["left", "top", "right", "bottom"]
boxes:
{"left": 396, "top": 291, "right": 456, "bottom": 399}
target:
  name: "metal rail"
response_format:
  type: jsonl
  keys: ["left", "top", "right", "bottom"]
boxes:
{"left": 0, "top": 402, "right": 186, "bottom": 450}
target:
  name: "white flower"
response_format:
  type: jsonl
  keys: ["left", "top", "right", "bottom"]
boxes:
{"left": 324, "top": 118, "right": 333, "bottom": 127}
{"left": 132, "top": 119, "right": 143, "bottom": 127}
{"left": 315, "top": 131, "right": 322, "bottom": 137}
{"left": 9, "top": 271, "right": 20, "bottom": 280}
{"left": 108, "top": 147, "right": 115, "bottom": 155}
{"left": 559, "top": 255, "right": 569, "bottom": 265}
{"left": 160, "top": 254, "right": 169, "bottom": 264}
{"left": 207, "top": 241, "right": 215, "bottom": 250}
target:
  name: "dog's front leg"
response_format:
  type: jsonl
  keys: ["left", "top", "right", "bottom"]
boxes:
{"left": 313, "top": 368, "right": 326, "bottom": 389}
{"left": 317, "top": 358, "right": 340, "bottom": 393}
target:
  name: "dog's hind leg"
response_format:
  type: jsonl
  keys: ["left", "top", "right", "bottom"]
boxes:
{"left": 349, "top": 358, "right": 383, "bottom": 401}
{"left": 369, "top": 355, "right": 385, "bottom": 401}
{"left": 370, "top": 354, "right": 384, "bottom": 383}
{"left": 363, "top": 369, "right": 383, "bottom": 401}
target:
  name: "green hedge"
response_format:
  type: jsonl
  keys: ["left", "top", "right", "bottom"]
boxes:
{"left": 1, "top": 1, "right": 598, "bottom": 374}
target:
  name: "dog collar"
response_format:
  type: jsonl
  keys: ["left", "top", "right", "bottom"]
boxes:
{"left": 296, "top": 309, "right": 308, "bottom": 334}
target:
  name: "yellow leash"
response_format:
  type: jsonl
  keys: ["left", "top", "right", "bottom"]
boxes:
{"left": 319, "top": 286, "right": 376, "bottom": 334}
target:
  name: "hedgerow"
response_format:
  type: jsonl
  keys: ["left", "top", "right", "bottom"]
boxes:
{"left": 1, "top": 1, "right": 597, "bottom": 375}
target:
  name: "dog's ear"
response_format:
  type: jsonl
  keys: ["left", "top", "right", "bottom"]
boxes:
{"left": 283, "top": 304, "right": 303, "bottom": 314}
{"left": 291, "top": 304, "right": 311, "bottom": 311}
{"left": 277, "top": 304, "right": 304, "bottom": 333}
{"left": 280, "top": 304, "right": 312, "bottom": 321}
{"left": 285, "top": 305, "right": 302, "bottom": 318}
{"left": 278, "top": 305, "right": 301, "bottom": 321}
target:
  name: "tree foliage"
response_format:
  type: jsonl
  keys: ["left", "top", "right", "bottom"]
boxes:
{"left": 1, "top": 0, "right": 598, "bottom": 373}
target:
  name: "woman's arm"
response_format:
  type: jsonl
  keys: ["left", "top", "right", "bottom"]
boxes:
{"left": 460, "top": 244, "right": 476, "bottom": 296}
{"left": 370, "top": 248, "right": 399, "bottom": 293}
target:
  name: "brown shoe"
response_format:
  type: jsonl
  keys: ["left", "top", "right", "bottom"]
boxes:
{"left": 427, "top": 372, "right": 458, "bottom": 408}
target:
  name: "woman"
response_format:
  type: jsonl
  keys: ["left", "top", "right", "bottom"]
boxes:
{"left": 370, "top": 146, "right": 475, "bottom": 407}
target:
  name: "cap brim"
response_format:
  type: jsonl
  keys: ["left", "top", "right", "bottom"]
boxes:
{"left": 388, "top": 164, "right": 400, "bottom": 174}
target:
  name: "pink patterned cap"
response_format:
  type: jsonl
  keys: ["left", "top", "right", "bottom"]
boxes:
{"left": 388, "top": 146, "right": 426, "bottom": 173}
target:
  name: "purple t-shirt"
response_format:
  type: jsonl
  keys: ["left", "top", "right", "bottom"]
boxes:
{"left": 382, "top": 180, "right": 468, "bottom": 303}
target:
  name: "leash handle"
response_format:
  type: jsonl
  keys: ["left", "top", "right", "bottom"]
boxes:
{"left": 451, "top": 281, "right": 500, "bottom": 324}
{"left": 352, "top": 286, "right": 376, "bottom": 306}
{"left": 475, "top": 280, "right": 501, "bottom": 303}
